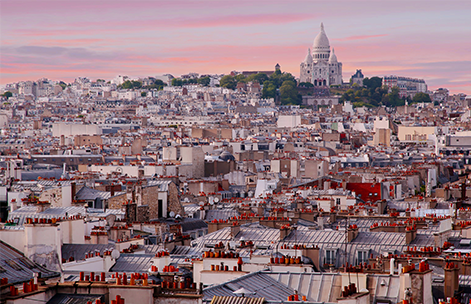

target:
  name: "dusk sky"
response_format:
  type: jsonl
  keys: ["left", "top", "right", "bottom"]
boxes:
{"left": 1, "top": 0, "right": 470, "bottom": 94}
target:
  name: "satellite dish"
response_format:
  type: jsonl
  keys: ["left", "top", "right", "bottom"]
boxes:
{"left": 116, "top": 167, "right": 123, "bottom": 172}
{"left": 214, "top": 197, "right": 220, "bottom": 203}
{"left": 229, "top": 241, "right": 236, "bottom": 248}
{"left": 106, "top": 214, "right": 116, "bottom": 227}
{"left": 169, "top": 211, "right": 175, "bottom": 218}
{"left": 111, "top": 249, "right": 120, "bottom": 259}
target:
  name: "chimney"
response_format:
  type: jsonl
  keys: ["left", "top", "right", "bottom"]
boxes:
{"left": 303, "top": 246, "right": 320, "bottom": 271}
{"left": 347, "top": 225, "right": 359, "bottom": 242}
{"left": 444, "top": 262, "right": 460, "bottom": 299}
{"left": 231, "top": 223, "right": 240, "bottom": 237}
{"left": 405, "top": 227, "right": 417, "bottom": 244}
{"left": 280, "top": 226, "right": 291, "bottom": 240}
{"left": 36, "top": 202, "right": 51, "bottom": 213}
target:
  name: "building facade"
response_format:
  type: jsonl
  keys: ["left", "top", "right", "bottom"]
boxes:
{"left": 300, "top": 23, "right": 343, "bottom": 87}
{"left": 383, "top": 75, "right": 427, "bottom": 98}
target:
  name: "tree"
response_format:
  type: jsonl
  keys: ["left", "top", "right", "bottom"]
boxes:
{"left": 59, "top": 81, "right": 67, "bottom": 90}
{"left": 234, "top": 74, "right": 247, "bottom": 83}
{"left": 270, "top": 71, "right": 296, "bottom": 88}
{"left": 363, "top": 77, "right": 382, "bottom": 91}
{"left": 279, "top": 80, "right": 300, "bottom": 105}
{"left": 171, "top": 78, "right": 183, "bottom": 86}
{"left": 2, "top": 91, "right": 13, "bottom": 99}
{"left": 143, "top": 79, "right": 166, "bottom": 90}
{"left": 262, "top": 81, "right": 276, "bottom": 99}
{"left": 219, "top": 75, "right": 236, "bottom": 90}
{"left": 299, "top": 82, "right": 314, "bottom": 88}
{"left": 120, "top": 80, "right": 142, "bottom": 89}
{"left": 247, "top": 73, "right": 269, "bottom": 84}
{"left": 141, "top": 92, "right": 147, "bottom": 97}
{"left": 197, "top": 76, "right": 210, "bottom": 87}
{"left": 412, "top": 92, "right": 432, "bottom": 103}
{"left": 385, "top": 86, "right": 405, "bottom": 107}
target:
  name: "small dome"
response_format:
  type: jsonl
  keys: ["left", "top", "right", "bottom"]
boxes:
{"left": 304, "top": 48, "right": 313, "bottom": 63}
{"left": 219, "top": 150, "right": 235, "bottom": 162}
{"left": 313, "top": 23, "right": 330, "bottom": 52}
{"left": 329, "top": 48, "right": 338, "bottom": 63}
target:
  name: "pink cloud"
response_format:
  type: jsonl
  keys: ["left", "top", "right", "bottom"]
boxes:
{"left": 333, "top": 34, "right": 388, "bottom": 42}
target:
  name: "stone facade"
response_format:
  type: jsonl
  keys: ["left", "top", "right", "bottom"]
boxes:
{"left": 107, "top": 180, "right": 182, "bottom": 219}
{"left": 300, "top": 23, "right": 343, "bottom": 87}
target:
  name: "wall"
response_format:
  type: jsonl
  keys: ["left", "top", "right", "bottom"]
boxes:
{"left": 0, "top": 229, "right": 25, "bottom": 253}
{"left": 24, "top": 224, "right": 62, "bottom": 271}
{"left": 277, "top": 115, "right": 301, "bottom": 128}
{"left": 74, "top": 135, "right": 103, "bottom": 146}
{"left": 52, "top": 123, "right": 102, "bottom": 137}
{"left": 397, "top": 126, "right": 436, "bottom": 142}
{"left": 60, "top": 219, "right": 85, "bottom": 244}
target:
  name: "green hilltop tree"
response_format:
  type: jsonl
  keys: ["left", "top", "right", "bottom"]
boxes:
{"left": 197, "top": 76, "right": 211, "bottom": 87}
{"left": 171, "top": 78, "right": 183, "bottom": 86}
{"left": 219, "top": 75, "right": 237, "bottom": 90}
{"left": 247, "top": 73, "right": 269, "bottom": 84}
{"left": 262, "top": 81, "right": 276, "bottom": 99}
{"left": 2, "top": 91, "right": 13, "bottom": 99}
{"left": 279, "top": 80, "right": 300, "bottom": 105}
{"left": 412, "top": 92, "right": 432, "bottom": 103}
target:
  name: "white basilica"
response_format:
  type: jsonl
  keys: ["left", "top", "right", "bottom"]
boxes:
{"left": 300, "top": 23, "right": 343, "bottom": 87}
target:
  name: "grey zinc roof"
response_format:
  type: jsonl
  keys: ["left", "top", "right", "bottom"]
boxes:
{"left": 146, "top": 180, "right": 172, "bottom": 191}
{"left": 61, "top": 244, "right": 115, "bottom": 261}
{"left": 109, "top": 254, "right": 154, "bottom": 272}
{"left": 0, "top": 240, "right": 60, "bottom": 284}
{"left": 281, "top": 229, "right": 437, "bottom": 266}
{"left": 75, "top": 186, "right": 116, "bottom": 201}
{"left": 265, "top": 272, "right": 341, "bottom": 303}
{"left": 47, "top": 294, "right": 104, "bottom": 304}
{"left": 203, "top": 271, "right": 295, "bottom": 302}
{"left": 205, "top": 209, "right": 239, "bottom": 222}
{"left": 209, "top": 296, "right": 265, "bottom": 304}
{"left": 8, "top": 206, "right": 87, "bottom": 226}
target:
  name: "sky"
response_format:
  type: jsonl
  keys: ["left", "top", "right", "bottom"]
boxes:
{"left": 1, "top": 0, "right": 470, "bottom": 94}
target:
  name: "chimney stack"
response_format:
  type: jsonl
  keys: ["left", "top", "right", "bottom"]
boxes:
{"left": 231, "top": 223, "right": 240, "bottom": 237}
{"left": 347, "top": 225, "right": 359, "bottom": 242}
{"left": 280, "top": 225, "right": 291, "bottom": 240}
{"left": 405, "top": 227, "right": 417, "bottom": 244}
{"left": 444, "top": 262, "right": 460, "bottom": 299}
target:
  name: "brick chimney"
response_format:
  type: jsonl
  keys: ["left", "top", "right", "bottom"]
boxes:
{"left": 347, "top": 225, "right": 359, "bottom": 242}
{"left": 302, "top": 246, "right": 320, "bottom": 271}
{"left": 231, "top": 223, "right": 240, "bottom": 237}
{"left": 280, "top": 226, "right": 291, "bottom": 240}
{"left": 444, "top": 262, "right": 460, "bottom": 299}
{"left": 405, "top": 227, "right": 417, "bottom": 244}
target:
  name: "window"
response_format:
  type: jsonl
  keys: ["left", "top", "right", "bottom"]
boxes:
{"left": 357, "top": 250, "right": 369, "bottom": 265}
{"left": 336, "top": 198, "right": 341, "bottom": 205}
{"left": 325, "top": 249, "right": 336, "bottom": 265}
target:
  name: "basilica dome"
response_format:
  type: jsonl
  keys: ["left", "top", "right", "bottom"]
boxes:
{"left": 313, "top": 23, "right": 330, "bottom": 52}
{"left": 312, "top": 23, "right": 330, "bottom": 61}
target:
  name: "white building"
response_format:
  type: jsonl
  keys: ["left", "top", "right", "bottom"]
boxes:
{"left": 300, "top": 23, "right": 343, "bottom": 87}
